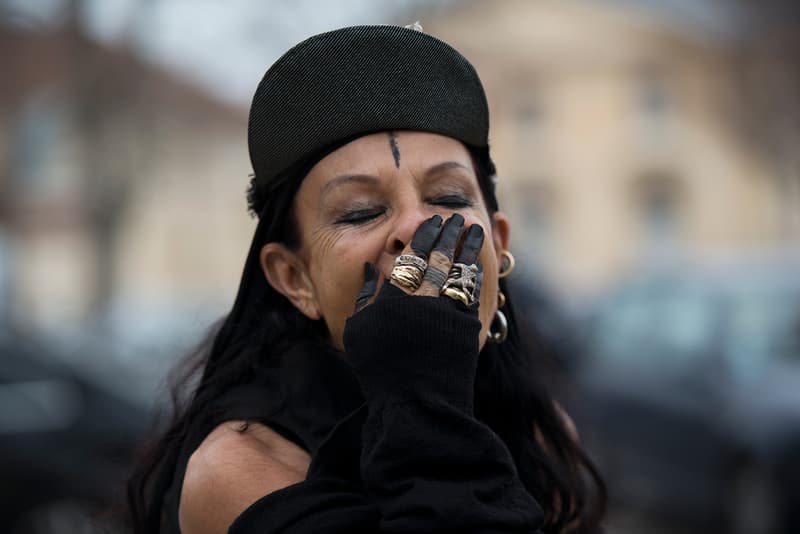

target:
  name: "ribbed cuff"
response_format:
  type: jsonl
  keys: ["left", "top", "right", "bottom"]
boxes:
{"left": 343, "top": 284, "right": 481, "bottom": 407}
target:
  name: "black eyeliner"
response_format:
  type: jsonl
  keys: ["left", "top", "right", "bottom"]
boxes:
{"left": 335, "top": 208, "right": 385, "bottom": 225}
{"left": 429, "top": 194, "right": 474, "bottom": 208}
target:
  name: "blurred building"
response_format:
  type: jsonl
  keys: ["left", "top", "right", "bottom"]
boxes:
{"left": 2, "top": 0, "right": 798, "bottom": 335}
{"left": 426, "top": 0, "right": 800, "bottom": 297}
{"left": 0, "top": 18, "right": 252, "bottom": 335}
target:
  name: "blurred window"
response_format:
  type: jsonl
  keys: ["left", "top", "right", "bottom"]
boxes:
{"left": 633, "top": 171, "right": 684, "bottom": 254}
{"left": 640, "top": 76, "right": 669, "bottom": 118}
{"left": 515, "top": 180, "right": 557, "bottom": 265}
{"left": 634, "top": 64, "right": 672, "bottom": 131}
{"left": 512, "top": 90, "right": 546, "bottom": 156}
{"left": 516, "top": 99, "right": 543, "bottom": 129}
{"left": 10, "top": 91, "right": 74, "bottom": 199}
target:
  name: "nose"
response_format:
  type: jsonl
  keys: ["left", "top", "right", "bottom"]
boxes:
{"left": 386, "top": 204, "right": 429, "bottom": 255}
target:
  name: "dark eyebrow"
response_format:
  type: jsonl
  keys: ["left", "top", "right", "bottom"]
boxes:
{"left": 320, "top": 174, "right": 381, "bottom": 198}
{"left": 321, "top": 162, "right": 471, "bottom": 198}
{"left": 426, "top": 161, "right": 472, "bottom": 177}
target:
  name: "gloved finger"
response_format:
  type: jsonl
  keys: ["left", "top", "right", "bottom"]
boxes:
{"left": 389, "top": 215, "right": 443, "bottom": 294}
{"left": 416, "top": 213, "right": 464, "bottom": 296}
{"left": 453, "top": 224, "right": 484, "bottom": 266}
{"left": 410, "top": 214, "right": 442, "bottom": 261}
{"left": 354, "top": 262, "right": 379, "bottom": 313}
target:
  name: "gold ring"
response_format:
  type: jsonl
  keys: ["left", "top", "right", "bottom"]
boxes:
{"left": 440, "top": 263, "right": 478, "bottom": 306}
{"left": 390, "top": 264, "right": 424, "bottom": 290}
{"left": 441, "top": 286, "right": 472, "bottom": 307}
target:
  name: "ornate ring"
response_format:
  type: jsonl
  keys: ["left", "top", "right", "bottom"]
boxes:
{"left": 441, "top": 286, "right": 472, "bottom": 307}
{"left": 440, "top": 263, "right": 478, "bottom": 306}
{"left": 390, "top": 264, "right": 424, "bottom": 291}
{"left": 395, "top": 254, "right": 428, "bottom": 272}
{"left": 443, "top": 263, "right": 478, "bottom": 291}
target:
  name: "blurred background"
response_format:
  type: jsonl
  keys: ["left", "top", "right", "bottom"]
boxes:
{"left": 1, "top": 0, "right": 798, "bottom": 533}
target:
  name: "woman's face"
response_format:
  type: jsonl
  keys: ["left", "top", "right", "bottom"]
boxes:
{"left": 265, "top": 131, "right": 510, "bottom": 351}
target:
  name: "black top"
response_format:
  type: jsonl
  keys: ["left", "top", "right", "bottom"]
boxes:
{"left": 167, "top": 284, "right": 544, "bottom": 533}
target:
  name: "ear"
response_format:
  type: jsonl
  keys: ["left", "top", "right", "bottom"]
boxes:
{"left": 491, "top": 211, "right": 511, "bottom": 267}
{"left": 259, "top": 243, "right": 321, "bottom": 320}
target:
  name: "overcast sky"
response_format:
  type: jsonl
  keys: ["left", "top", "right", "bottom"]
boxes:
{"left": 3, "top": 0, "right": 450, "bottom": 108}
{"left": 105, "top": 0, "right": 457, "bottom": 108}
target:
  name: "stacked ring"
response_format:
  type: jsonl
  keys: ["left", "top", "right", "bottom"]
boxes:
{"left": 396, "top": 254, "right": 428, "bottom": 272}
{"left": 440, "top": 263, "right": 478, "bottom": 306}
{"left": 390, "top": 254, "right": 427, "bottom": 291}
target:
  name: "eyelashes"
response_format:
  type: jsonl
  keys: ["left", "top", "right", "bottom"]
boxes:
{"left": 429, "top": 195, "right": 474, "bottom": 209}
{"left": 334, "top": 195, "right": 474, "bottom": 226}
{"left": 336, "top": 208, "right": 385, "bottom": 225}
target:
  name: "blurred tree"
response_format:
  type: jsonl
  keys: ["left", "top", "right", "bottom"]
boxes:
{"left": 732, "top": 0, "right": 800, "bottom": 238}
{"left": 63, "top": 0, "right": 156, "bottom": 327}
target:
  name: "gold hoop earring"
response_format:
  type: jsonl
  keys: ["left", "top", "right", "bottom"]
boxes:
{"left": 498, "top": 250, "right": 515, "bottom": 279}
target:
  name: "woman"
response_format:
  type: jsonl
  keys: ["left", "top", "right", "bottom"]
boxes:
{"left": 127, "top": 24, "right": 605, "bottom": 533}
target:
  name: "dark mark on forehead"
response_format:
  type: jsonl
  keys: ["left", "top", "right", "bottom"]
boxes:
{"left": 388, "top": 132, "right": 401, "bottom": 169}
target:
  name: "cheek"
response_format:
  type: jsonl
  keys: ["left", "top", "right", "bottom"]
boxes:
{"left": 475, "top": 239, "right": 500, "bottom": 346}
{"left": 307, "top": 229, "right": 385, "bottom": 347}
{"left": 478, "top": 276, "right": 498, "bottom": 347}
{"left": 309, "top": 233, "right": 357, "bottom": 307}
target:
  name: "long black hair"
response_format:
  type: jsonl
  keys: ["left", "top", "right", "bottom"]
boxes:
{"left": 126, "top": 148, "right": 606, "bottom": 533}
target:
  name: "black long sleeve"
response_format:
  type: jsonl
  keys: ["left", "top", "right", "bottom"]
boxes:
{"left": 229, "top": 285, "right": 543, "bottom": 533}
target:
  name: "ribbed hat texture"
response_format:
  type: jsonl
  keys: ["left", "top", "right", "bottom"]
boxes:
{"left": 247, "top": 25, "right": 493, "bottom": 193}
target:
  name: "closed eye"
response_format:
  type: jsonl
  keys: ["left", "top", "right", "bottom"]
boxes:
{"left": 429, "top": 195, "right": 474, "bottom": 209}
{"left": 335, "top": 208, "right": 385, "bottom": 225}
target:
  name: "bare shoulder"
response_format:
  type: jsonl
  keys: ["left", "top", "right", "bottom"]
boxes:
{"left": 178, "top": 420, "right": 311, "bottom": 534}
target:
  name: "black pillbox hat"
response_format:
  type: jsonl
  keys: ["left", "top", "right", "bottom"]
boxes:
{"left": 247, "top": 24, "right": 494, "bottom": 195}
